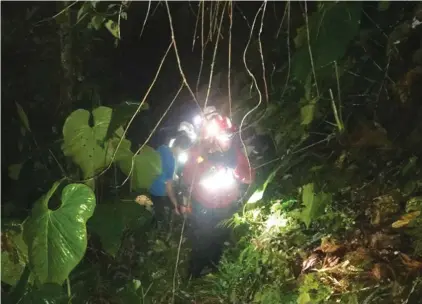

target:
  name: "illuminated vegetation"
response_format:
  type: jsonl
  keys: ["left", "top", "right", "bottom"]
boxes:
{"left": 2, "top": 1, "right": 422, "bottom": 303}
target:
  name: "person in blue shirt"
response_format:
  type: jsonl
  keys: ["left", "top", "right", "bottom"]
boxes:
{"left": 149, "top": 134, "right": 192, "bottom": 225}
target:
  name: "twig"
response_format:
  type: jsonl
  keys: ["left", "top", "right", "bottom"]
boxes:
{"left": 33, "top": 1, "right": 79, "bottom": 26}
{"left": 238, "top": 2, "right": 266, "bottom": 202}
{"left": 333, "top": 61, "right": 343, "bottom": 123}
{"left": 275, "top": 2, "right": 288, "bottom": 39}
{"left": 304, "top": 1, "right": 320, "bottom": 97}
{"left": 171, "top": 218, "right": 186, "bottom": 304}
{"left": 192, "top": 2, "right": 201, "bottom": 51}
{"left": 118, "top": 82, "right": 184, "bottom": 188}
{"left": 258, "top": 1, "right": 269, "bottom": 104}
{"left": 279, "top": 2, "right": 291, "bottom": 100}
{"left": 165, "top": 1, "right": 200, "bottom": 107}
{"left": 117, "top": 2, "right": 123, "bottom": 39}
{"left": 196, "top": 1, "right": 205, "bottom": 95}
{"left": 329, "top": 88, "right": 344, "bottom": 133}
{"left": 204, "top": 2, "right": 227, "bottom": 109}
{"left": 139, "top": 0, "right": 152, "bottom": 39}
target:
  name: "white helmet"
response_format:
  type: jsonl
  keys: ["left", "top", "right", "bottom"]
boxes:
{"left": 203, "top": 106, "right": 218, "bottom": 119}
{"left": 178, "top": 121, "right": 197, "bottom": 142}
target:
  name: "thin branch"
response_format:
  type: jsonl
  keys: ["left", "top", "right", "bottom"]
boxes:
{"left": 171, "top": 218, "right": 186, "bottom": 304}
{"left": 118, "top": 81, "right": 185, "bottom": 188}
{"left": 196, "top": 1, "right": 205, "bottom": 95}
{"left": 329, "top": 88, "right": 344, "bottom": 133}
{"left": 333, "top": 60, "right": 343, "bottom": 123}
{"left": 304, "top": 0, "right": 320, "bottom": 97}
{"left": 279, "top": 1, "right": 291, "bottom": 100}
{"left": 275, "top": 2, "right": 289, "bottom": 39}
{"left": 34, "top": 0, "right": 79, "bottom": 26}
{"left": 257, "top": 1, "right": 269, "bottom": 104}
{"left": 204, "top": 2, "right": 227, "bottom": 109}
{"left": 238, "top": 2, "right": 266, "bottom": 202}
{"left": 192, "top": 1, "right": 201, "bottom": 51}
{"left": 140, "top": 0, "right": 152, "bottom": 39}
{"left": 165, "top": 1, "right": 200, "bottom": 107}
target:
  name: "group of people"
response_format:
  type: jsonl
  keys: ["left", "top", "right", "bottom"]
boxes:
{"left": 148, "top": 106, "right": 255, "bottom": 277}
{"left": 149, "top": 106, "right": 254, "bottom": 219}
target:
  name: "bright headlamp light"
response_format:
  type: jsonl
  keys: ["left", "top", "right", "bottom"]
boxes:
{"left": 177, "top": 151, "right": 189, "bottom": 164}
{"left": 193, "top": 114, "right": 202, "bottom": 126}
{"left": 200, "top": 168, "right": 235, "bottom": 191}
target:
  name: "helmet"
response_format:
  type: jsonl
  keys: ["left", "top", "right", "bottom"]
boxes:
{"left": 212, "top": 115, "right": 236, "bottom": 134}
{"left": 178, "top": 121, "right": 197, "bottom": 142}
{"left": 203, "top": 106, "right": 218, "bottom": 118}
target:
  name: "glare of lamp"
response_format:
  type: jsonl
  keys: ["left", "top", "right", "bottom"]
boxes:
{"left": 193, "top": 115, "right": 202, "bottom": 126}
{"left": 201, "top": 168, "right": 235, "bottom": 191}
{"left": 178, "top": 152, "right": 188, "bottom": 164}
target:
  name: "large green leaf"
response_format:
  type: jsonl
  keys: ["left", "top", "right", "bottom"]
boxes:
{"left": 62, "top": 106, "right": 127, "bottom": 182}
{"left": 116, "top": 145, "right": 162, "bottom": 191}
{"left": 291, "top": 2, "right": 362, "bottom": 82}
{"left": 23, "top": 182, "right": 96, "bottom": 285}
{"left": 88, "top": 202, "right": 148, "bottom": 257}
{"left": 300, "top": 183, "right": 332, "bottom": 228}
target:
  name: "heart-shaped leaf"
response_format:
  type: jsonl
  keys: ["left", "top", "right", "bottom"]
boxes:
{"left": 23, "top": 182, "right": 96, "bottom": 285}
{"left": 114, "top": 144, "right": 162, "bottom": 191}
{"left": 62, "top": 106, "right": 126, "bottom": 183}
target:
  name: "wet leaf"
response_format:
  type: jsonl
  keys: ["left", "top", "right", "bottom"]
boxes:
{"left": 62, "top": 106, "right": 129, "bottom": 185}
{"left": 23, "top": 182, "right": 96, "bottom": 285}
